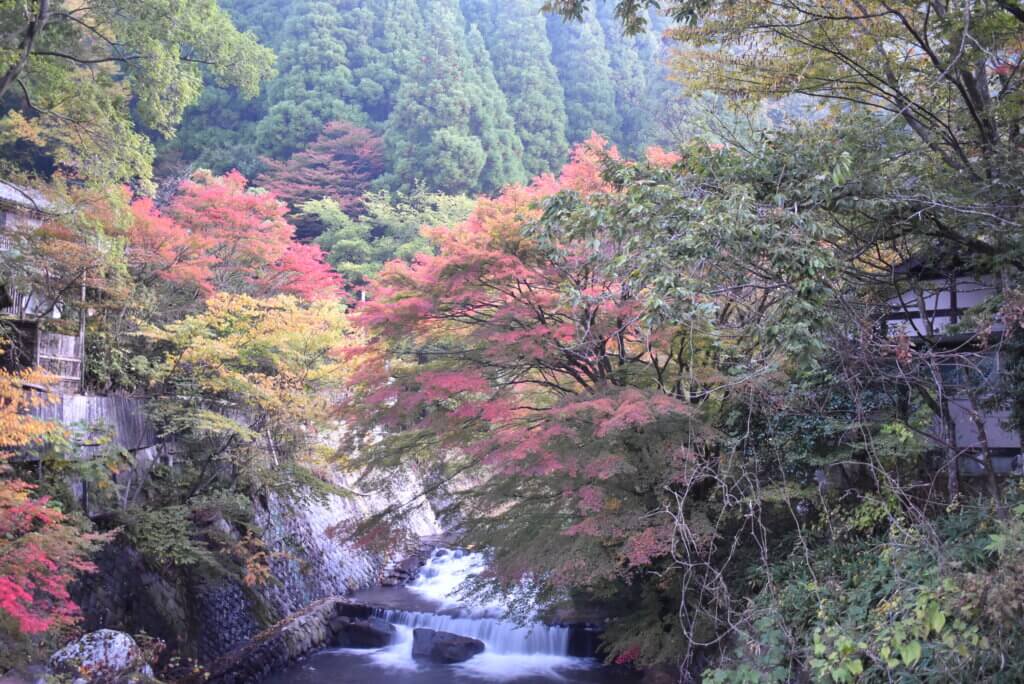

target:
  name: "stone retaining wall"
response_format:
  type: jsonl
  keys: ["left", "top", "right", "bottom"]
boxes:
{"left": 47, "top": 395, "right": 443, "bottom": 667}
{"left": 182, "top": 597, "right": 370, "bottom": 684}
{"left": 191, "top": 477, "right": 440, "bottom": 661}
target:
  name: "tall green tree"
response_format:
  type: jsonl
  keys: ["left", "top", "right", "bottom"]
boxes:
{"left": 157, "top": 84, "right": 266, "bottom": 177}
{"left": 382, "top": 0, "right": 524, "bottom": 193}
{"left": 340, "top": 0, "right": 422, "bottom": 123}
{"left": 595, "top": 3, "right": 669, "bottom": 155}
{"left": 464, "top": 24, "right": 527, "bottom": 189}
{"left": 253, "top": 0, "right": 367, "bottom": 160}
{"left": 546, "top": 8, "right": 621, "bottom": 144}
{"left": 0, "top": 0, "right": 274, "bottom": 187}
{"left": 461, "top": 0, "right": 569, "bottom": 175}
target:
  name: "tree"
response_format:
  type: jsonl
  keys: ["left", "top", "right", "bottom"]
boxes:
{"left": 546, "top": 8, "right": 621, "bottom": 144}
{"left": 0, "top": 368, "right": 107, "bottom": 639}
{"left": 668, "top": 1, "right": 1024, "bottom": 184}
{"left": 103, "top": 293, "right": 357, "bottom": 584}
{"left": 251, "top": 0, "right": 368, "bottom": 160}
{"left": 155, "top": 83, "right": 268, "bottom": 178}
{"left": 310, "top": 183, "right": 476, "bottom": 286}
{"left": 381, "top": 0, "right": 526, "bottom": 193}
{"left": 633, "top": 0, "right": 1024, "bottom": 500}
{"left": 528, "top": 104, "right": 1024, "bottom": 678}
{"left": 256, "top": 120, "right": 385, "bottom": 238}
{"left": 143, "top": 294, "right": 352, "bottom": 499}
{"left": 127, "top": 170, "right": 344, "bottom": 318}
{"left": 596, "top": 3, "right": 658, "bottom": 155}
{"left": 128, "top": 196, "right": 217, "bottom": 298}
{"left": 166, "top": 0, "right": 666, "bottom": 189}
{"left": 542, "top": 0, "right": 680, "bottom": 35}
{"left": 171, "top": 0, "right": 424, "bottom": 176}
{"left": 342, "top": 137, "right": 736, "bottom": 667}
{"left": 334, "top": 0, "right": 423, "bottom": 124}
{"left": 461, "top": 0, "right": 570, "bottom": 175}
{"left": 0, "top": 0, "right": 274, "bottom": 186}
{"left": 464, "top": 23, "right": 528, "bottom": 191}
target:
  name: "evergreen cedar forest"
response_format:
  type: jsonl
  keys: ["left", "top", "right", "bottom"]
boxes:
{"left": 0, "top": 0, "right": 1023, "bottom": 681}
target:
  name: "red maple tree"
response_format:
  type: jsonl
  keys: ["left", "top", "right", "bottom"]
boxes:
{"left": 127, "top": 170, "right": 344, "bottom": 303}
{"left": 0, "top": 369, "right": 109, "bottom": 636}
{"left": 344, "top": 136, "right": 712, "bottom": 593}
{"left": 128, "top": 195, "right": 217, "bottom": 294}
{"left": 257, "top": 121, "right": 385, "bottom": 215}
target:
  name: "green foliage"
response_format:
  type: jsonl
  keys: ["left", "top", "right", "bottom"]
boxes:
{"left": 595, "top": 3, "right": 660, "bottom": 155}
{"left": 253, "top": 0, "right": 370, "bottom": 159}
{"left": 121, "top": 489, "right": 254, "bottom": 574}
{"left": 310, "top": 183, "right": 475, "bottom": 284}
{"left": 169, "top": 0, "right": 667, "bottom": 191}
{"left": 8, "top": 1, "right": 1024, "bottom": 678}
{"left": 124, "top": 506, "right": 222, "bottom": 570}
{"left": 542, "top": 0, "right": 669, "bottom": 35}
{"left": 546, "top": 8, "right": 621, "bottom": 144}
{"left": 461, "top": 0, "right": 569, "bottom": 175}
{"left": 0, "top": 0, "right": 274, "bottom": 187}
{"left": 381, "top": 0, "right": 525, "bottom": 193}
{"left": 707, "top": 498, "right": 1024, "bottom": 683}
{"left": 600, "top": 582, "right": 687, "bottom": 667}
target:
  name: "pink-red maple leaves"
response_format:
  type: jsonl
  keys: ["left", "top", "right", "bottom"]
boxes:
{"left": 257, "top": 121, "right": 384, "bottom": 214}
{"left": 0, "top": 370, "right": 109, "bottom": 636}
{"left": 127, "top": 170, "right": 344, "bottom": 303}
{"left": 344, "top": 136, "right": 709, "bottom": 587}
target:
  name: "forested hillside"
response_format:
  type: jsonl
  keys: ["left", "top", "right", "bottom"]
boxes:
{"left": 163, "top": 0, "right": 671, "bottom": 195}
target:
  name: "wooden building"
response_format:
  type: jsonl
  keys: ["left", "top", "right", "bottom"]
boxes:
{"left": 0, "top": 180, "right": 84, "bottom": 393}
{"left": 885, "top": 257, "right": 1020, "bottom": 476}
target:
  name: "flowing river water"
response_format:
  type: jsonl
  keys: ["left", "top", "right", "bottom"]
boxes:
{"left": 265, "top": 549, "right": 639, "bottom": 683}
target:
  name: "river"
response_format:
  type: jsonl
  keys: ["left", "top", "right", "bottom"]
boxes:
{"left": 265, "top": 549, "right": 639, "bottom": 683}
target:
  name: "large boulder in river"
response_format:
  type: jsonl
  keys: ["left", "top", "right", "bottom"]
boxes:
{"left": 49, "top": 629, "right": 148, "bottom": 681}
{"left": 411, "top": 628, "right": 485, "bottom": 663}
{"left": 329, "top": 616, "right": 396, "bottom": 648}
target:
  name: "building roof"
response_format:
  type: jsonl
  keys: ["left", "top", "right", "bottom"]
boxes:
{"left": 891, "top": 250, "right": 968, "bottom": 279}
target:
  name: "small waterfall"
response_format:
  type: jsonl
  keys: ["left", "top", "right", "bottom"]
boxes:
{"left": 375, "top": 609, "right": 570, "bottom": 656}
{"left": 373, "top": 547, "right": 572, "bottom": 657}
{"left": 265, "top": 547, "right": 628, "bottom": 683}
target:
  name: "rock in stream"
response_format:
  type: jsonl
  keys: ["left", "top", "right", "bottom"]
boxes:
{"left": 411, "top": 628, "right": 485, "bottom": 663}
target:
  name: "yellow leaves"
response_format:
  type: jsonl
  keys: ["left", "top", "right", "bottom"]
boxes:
{"left": 0, "top": 368, "right": 60, "bottom": 452}
{"left": 148, "top": 293, "right": 353, "bottom": 442}
{"left": 235, "top": 531, "right": 290, "bottom": 588}
{"left": 0, "top": 111, "right": 45, "bottom": 147}
{"left": 665, "top": 0, "right": 1005, "bottom": 123}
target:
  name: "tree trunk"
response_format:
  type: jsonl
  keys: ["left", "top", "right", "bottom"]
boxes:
{"left": 0, "top": 0, "right": 49, "bottom": 102}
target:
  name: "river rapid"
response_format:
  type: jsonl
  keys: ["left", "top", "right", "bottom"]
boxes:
{"left": 264, "top": 549, "right": 638, "bottom": 683}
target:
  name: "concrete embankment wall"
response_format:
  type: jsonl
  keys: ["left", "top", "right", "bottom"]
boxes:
{"left": 182, "top": 597, "right": 373, "bottom": 684}
{"left": 42, "top": 393, "right": 439, "bottom": 663}
{"left": 194, "top": 476, "right": 438, "bottom": 661}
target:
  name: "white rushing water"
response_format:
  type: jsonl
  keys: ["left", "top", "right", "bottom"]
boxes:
{"left": 332, "top": 548, "right": 589, "bottom": 681}
{"left": 267, "top": 547, "right": 635, "bottom": 684}
{"left": 387, "top": 548, "right": 571, "bottom": 656}
{"left": 377, "top": 610, "right": 570, "bottom": 656}
{"left": 343, "top": 623, "right": 589, "bottom": 682}
{"left": 405, "top": 549, "right": 495, "bottom": 611}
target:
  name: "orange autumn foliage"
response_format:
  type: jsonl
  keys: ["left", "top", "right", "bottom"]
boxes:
{"left": 0, "top": 369, "right": 108, "bottom": 635}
